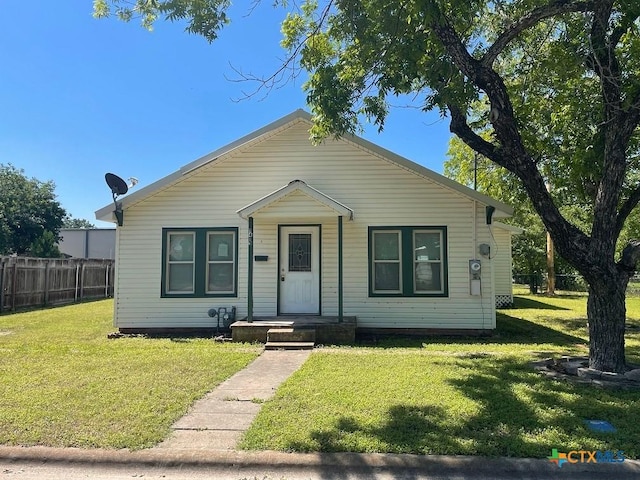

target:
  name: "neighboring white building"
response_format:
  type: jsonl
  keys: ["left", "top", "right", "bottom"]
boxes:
{"left": 58, "top": 229, "right": 116, "bottom": 260}
{"left": 96, "top": 110, "right": 516, "bottom": 334}
{"left": 492, "top": 222, "right": 523, "bottom": 308}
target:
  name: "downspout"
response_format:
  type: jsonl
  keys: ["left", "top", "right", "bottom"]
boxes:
{"left": 472, "top": 201, "right": 484, "bottom": 329}
{"left": 486, "top": 206, "right": 497, "bottom": 329}
{"left": 338, "top": 215, "right": 343, "bottom": 323}
{"left": 472, "top": 201, "right": 477, "bottom": 259}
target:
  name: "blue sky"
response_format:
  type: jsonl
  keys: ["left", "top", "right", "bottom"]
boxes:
{"left": 0, "top": 1, "right": 453, "bottom": 226}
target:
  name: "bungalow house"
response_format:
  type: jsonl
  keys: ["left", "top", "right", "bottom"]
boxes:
{"left": 95, "top": 110, "right": 517, "bottom": 341}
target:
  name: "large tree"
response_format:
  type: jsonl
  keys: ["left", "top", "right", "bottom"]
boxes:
{"left": 0, "top": 164, "right": 66, "bottom": 256}
{"left": 444, "top": 135, "right": 589, "bottom": 290}
{"left": 96, "top": 0, "right": 640, "bottom": 373}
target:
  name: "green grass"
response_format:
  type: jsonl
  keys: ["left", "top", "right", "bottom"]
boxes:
{"left": 240, "top": 293, "right": 640, "bottom": 458}
{"left": 0, "top": 300, "right": 261, "bottom": 449}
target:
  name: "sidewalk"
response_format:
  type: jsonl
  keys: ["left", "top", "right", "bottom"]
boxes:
{"left": 157, "top": 349, "right": 311, "bottom": 451}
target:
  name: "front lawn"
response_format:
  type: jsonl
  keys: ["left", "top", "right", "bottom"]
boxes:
{"left": 0, "top": 300, "right": 261, "bottom": 449}
{"left": 240, "top": 294, "right": 640, "bottom": 458}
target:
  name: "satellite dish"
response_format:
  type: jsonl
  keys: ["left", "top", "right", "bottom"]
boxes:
{"left": 105, "top": 173, "right": 129, "bottom": 196}
{"left": 105, "top": 173, "right": 130, "bottom": 227}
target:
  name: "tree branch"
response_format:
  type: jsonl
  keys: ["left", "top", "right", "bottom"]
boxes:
{"left": 618, "top": 240, "right": 640, "bottom": 273}
{"left": 227, "top": 0, "right": 335, "bottom": 101}
{"left": 482, "top": 0, "right": 595, "bottom": 66}
{"left": 616, "top": 185, "right": 640, "bottom": 238}
{"left": 447, "top": 105, "right": 502, "bottom": 161}
{"left": 432, "top": 8, "right": 593, "bottom": 270}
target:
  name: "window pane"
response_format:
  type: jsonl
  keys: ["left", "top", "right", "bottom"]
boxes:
{"left": 209, "top": 233, "right": 234, "bottom": 261}
{"left": 374, "top": 263, "right": 400, "bottom": 291}
{"left": 414, "top": 232, "right": 441, "bottom": 261}
{"left": 168, "top": 264, "right": 194, "bottom": 292}
{"left": 374, "top": 232, "right": 400, "bottom": 260}
{"left": 169, "top": 234, "right": 194, "bottom": 261}
{"left": 289, "top": 234, "right": 312, "bottom": 272}
{"left": 415, "top": 263, "right": 442, "bottom": 292}
{"left": 208, "top": 264, "right": 234, "bottom": 292}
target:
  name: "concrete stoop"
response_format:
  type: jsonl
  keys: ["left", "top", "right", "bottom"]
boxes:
{"left": 265, "top": 327, "right": 315, "bottom": 350}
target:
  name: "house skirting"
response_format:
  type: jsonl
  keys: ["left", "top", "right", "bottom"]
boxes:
{"left": 356, "top": 327, "right": 494, "bottom": 338}
{"left": 495, "top": 294, "right": 514, "bottom": 308}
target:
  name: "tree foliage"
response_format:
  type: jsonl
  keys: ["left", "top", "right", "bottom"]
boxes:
{"left": 96, "top": 0, "right": 640, "bottom": 373}
{"left": 63, "top": 217, "right": 96, "bottom": 229}
{"left": 0, "top": 164, "right": 66, "bottom": 257}
{"left": 92, "top": 0, "right": 231, "bottom": 41}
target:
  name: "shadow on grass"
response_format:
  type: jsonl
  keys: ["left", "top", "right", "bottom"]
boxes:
{"left": 284, "top": 357, "right": 638, "bottom": 459}
{"left": 512, "top": 296, "right": 570, "bottom": 310}
{"left": 357, "top": 314, "right": 586, "bottom": 349}
{"left": 495, "top": 314, "right": 586, "bottom": 344}
{"left": 287, "top": 404, "right": 463, "bottom": 456}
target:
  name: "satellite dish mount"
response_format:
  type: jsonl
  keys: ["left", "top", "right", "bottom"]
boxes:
{"left": 105, "top": 173, "right": 129, "bottom": 226}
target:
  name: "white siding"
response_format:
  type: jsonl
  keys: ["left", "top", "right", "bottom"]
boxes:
{"left": 492, "top": 226, "right": 514, "bottom": 297}
{"left": 114, "top": 119, "right": 501, "bottom": 330}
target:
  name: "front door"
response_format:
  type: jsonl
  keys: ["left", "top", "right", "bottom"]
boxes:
{"left": 279, "top": 226, "right": 320, "bottom": 314}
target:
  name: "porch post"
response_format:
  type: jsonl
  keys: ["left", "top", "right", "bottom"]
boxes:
{"left": 338, "top": 215, "right": 343, "bottom": 323}
{"left": 247, "top": 216, "right": 254, "bottom": 322}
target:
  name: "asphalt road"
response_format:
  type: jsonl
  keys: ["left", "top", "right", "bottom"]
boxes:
{"left": 2, "top": 458, "right": 640, "bottom": 480}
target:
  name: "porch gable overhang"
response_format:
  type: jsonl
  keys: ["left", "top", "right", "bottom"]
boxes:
{"left": 236, "top": 180, "right": 354, "bottom": 220}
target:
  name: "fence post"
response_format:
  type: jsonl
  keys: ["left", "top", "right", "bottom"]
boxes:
{"left": 74, "top": 263, "right": 80, "bottom": 302}
{"left": 11, "top": 262, "right": 17, "bottom": 311}
{"left": 0, "top": 261, "right": 4, "bottom": 313}
{"left": 80, "top": 260, "right": 85, "bottom": 301}
{"left": 43, "top": 260, "right": 50, "bottom": 307}
{"left": 104, "top": 263, "right": 109, "bottom": 298}
{"left": 109, "top": 261, "right": 114, "bottom": 297}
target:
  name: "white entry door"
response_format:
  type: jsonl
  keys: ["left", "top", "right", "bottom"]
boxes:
{"left": 279, "top": 226, "right": 320, "bottom": 314}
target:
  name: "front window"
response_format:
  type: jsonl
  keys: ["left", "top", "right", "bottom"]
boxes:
{"left": 413, "top": 230, "right": 444, "bottom": 294}
{"left": 369, "top": 226, "right": 448, "bottom": 297}
{"left": 372, "top": 230, "right": 402, "bottom": 293}
{"left": 207, "top": 231, "right": 236, "bottom": 294}
{"left": 167, "top": 232, "right": 195, "bottom": 293}
{"left": 162, "top": 227, "right": 238, "bottom": 297}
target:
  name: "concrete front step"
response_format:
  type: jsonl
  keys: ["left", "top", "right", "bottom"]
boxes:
{"left": 264, "top": 341, "right": 315, "bottom": 350}
{"left": 266, "top": 327, "right": 316, "bottom": 343}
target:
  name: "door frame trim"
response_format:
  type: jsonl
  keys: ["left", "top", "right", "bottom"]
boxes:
{"left": 277, "top": 224, "right": 322, "bottom": 315}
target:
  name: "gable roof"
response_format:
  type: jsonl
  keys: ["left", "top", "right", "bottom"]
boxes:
{"left": 95, "top": 109, "right": 513, "bottom": 222}
{"left": 237, "top": 180, "right": 354, "bottom": 220}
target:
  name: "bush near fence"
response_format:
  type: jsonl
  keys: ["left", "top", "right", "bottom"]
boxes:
{"left": 0, "top": 257, "right": 115, "bottom": 312}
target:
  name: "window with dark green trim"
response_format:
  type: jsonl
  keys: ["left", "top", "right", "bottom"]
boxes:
{"left": 369, "top": 226, "right": 448, "bottom": 297}
{"left": 162, "top": 227, "right": 238, "bottom": 297}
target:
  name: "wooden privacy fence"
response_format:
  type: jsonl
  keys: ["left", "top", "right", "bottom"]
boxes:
{"left": 0, "top": 257, "right": 115, "bottom": 312}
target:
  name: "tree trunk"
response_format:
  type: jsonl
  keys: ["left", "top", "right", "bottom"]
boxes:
{"left": 587, "top": 276, "right": 628, "bottom": 373}
{"left": 546, "top": 231, "right": 555, "bottom": 295}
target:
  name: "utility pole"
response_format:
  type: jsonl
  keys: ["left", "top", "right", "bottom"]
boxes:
{"left": 546, "top": 183, "right": 555, "bottom": 295}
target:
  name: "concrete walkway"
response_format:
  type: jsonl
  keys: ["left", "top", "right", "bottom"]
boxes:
{"left": 156, "top": 349, "right": 311, "bottom": 451}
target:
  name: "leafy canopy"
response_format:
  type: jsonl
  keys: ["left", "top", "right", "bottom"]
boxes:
{"left": 63, "top": 217, "right": 96, "bottom": 229}
{"left": 92, "top": 0, "right": 231, "bottom": 41}
{"left": 0, "top": 164, "right": 66, "bottom": 256}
